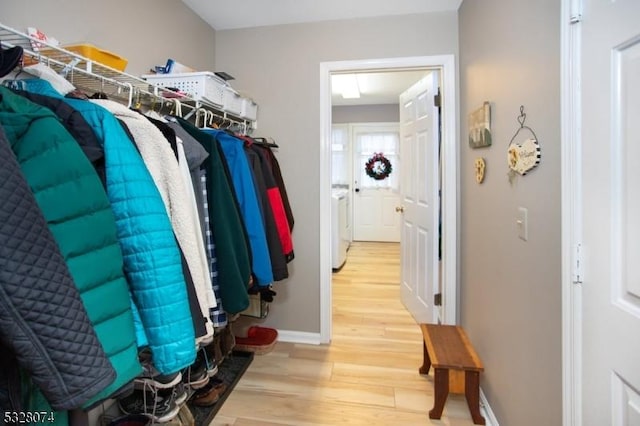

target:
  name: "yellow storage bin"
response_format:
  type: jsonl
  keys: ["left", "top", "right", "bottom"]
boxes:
{"left": 63, "top": 44, "right": 128, "bottom": 72}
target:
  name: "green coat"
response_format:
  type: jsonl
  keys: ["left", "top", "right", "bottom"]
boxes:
{"left": 177, "top": 118, "right": 251, "bottom": 313}
{"left": 0, "top": 87, "right": 141, "bottom": 412}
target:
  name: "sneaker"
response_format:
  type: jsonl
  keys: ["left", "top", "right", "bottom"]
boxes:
{"left": 169, "top": 382, "right": 188, "bottom": 407}
{"left": 136, "top": 349, "right": 182, "bottom": 389}
{"left": 197, "top": 348, "right": 218, "bottom": 378}
{"left": 182, "top": 359, "right": 209, "bottom": 390}
{"left": 117, "top": 388, "right": 180, "bottom": 423}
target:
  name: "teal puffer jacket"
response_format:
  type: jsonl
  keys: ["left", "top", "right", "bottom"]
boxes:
{"left": 0, "top": 87, "right": 142, "bottom": 405}
{"left": 21, "top": 79, "right": 196, "bottom": 375}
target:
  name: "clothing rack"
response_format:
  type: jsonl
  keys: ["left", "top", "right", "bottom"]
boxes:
{"left": 0, "top": 22, "right": 256, "bottom": 133}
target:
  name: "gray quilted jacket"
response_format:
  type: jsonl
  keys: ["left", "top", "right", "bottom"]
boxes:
{"left": 0, "top": 125, "right": 115, "bottom": 410}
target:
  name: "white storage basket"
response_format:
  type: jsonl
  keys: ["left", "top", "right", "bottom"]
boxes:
{"left": 240, "top": 98, "right": 258, "bottom": 121}
{"left": 222, "top": 86, "right": 243, "bottom": 115}
{"left": 142, "top": 72, "right": 226, "bottom": 106}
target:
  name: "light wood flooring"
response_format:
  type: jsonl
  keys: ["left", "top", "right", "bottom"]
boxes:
{"left": 213, "top": 242, "right": 477, "bottom": 426}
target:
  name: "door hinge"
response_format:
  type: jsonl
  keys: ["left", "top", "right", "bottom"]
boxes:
{"left": 434, "top": 293, "right": 442, "bottom": 306}
{"left": 434, "top": 88, "right": 441, "bottom": 108}
{"left": 572, "top": 243, "right": 583, "bottom": 284}
{"left": 570, "top": 0, "right": 583, "bottom": 24}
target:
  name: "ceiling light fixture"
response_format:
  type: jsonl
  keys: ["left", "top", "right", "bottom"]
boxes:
{"left": 331, "top": 74, "right": 361, "bottom": 99}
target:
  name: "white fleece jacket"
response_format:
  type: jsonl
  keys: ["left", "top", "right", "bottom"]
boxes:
{"left": 91, "top": 100, "right": 215, "bottom": 342}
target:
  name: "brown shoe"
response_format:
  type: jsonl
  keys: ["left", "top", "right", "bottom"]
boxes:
{"left": 190, "top": 381, "right": 227, "bottom": 407}
{"left": 220, "top": 327, "right": 236, "bottom": 358}
{"left": 205, "top": 333, "right": 224, "bottom": 366}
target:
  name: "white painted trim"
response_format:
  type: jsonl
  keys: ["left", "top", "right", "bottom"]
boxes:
{"left": 277, "top": 330, "right": 322, "bottom": 345}
{"left": 319, "top": 55, "right": 459, "bottom": 345}
{"left": 561, "top": 0, "right": 583, "bottom": 424}
{"left": 320, "top": 61, "right": 333, "bottom": 344}
{"left": 480, "top": 388, "right": 499, "bottom": 426}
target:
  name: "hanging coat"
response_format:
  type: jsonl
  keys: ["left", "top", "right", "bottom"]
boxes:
{"left": 11, "top": 89, "right": 107, "bottom": 188}
{"left": 92, "top": 99, "right": 215, "bottom": 343}
{"left": 0, "top": 87, "right": 141, "bottom": 406}
{"left": 176, "top": 118, "right": 251, "bottom": 314}
{"left": 253, "top": 144, "right": 295, "bottom": 262}
{"left": 244, "top": 144, "right": 288, "bottom": 281}
{"left": 208, "top": 129, "right": 274, "bottom": 287}
{"left": 0, "top": 125, "right": 115, "bottom": 410}
{"left": 20, "top": 79, "right": 196, "bottom": 375}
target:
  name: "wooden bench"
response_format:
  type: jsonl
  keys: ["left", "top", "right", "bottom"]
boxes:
{"left": 419, "top": 324, "right": 485, "bottom": 425}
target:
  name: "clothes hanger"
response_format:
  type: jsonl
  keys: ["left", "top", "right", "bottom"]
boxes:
{"left": 252, "top": 137, "right": 279, "bottom": 148}
{"left": 169, "top": 98, "right": 183, "bottom": 118}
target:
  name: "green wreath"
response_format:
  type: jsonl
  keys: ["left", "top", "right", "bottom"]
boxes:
{"left": 365, "top": 152, "right": 393, "bottom": 181}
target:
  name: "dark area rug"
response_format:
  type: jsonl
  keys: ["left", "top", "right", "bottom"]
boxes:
{"left": 188, "top": 351, "right": 254, "bottom": 426}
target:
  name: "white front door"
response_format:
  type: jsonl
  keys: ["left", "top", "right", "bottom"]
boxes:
{"left": 352, "top": 124, "right": 402, "bottom": 242}
{"left": 399, "top": 72, "right": 440, "bottom": 324}
{"left": 579, "top": 0, "right": 640, "bottom": 423}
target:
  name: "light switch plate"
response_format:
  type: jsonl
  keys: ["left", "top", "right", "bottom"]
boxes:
{"left": 517, "top": 207, "right": 528, "bottom": 241}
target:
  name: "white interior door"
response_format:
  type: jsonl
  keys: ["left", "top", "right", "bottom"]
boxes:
{"left": 399, "top": 72, "right": 440, "bottom": 324}
{"left": 352, "top": 124, "right": 402, "bottom": 242}
{"left": 579, "top": 1, "right": 640, "bottom": 423}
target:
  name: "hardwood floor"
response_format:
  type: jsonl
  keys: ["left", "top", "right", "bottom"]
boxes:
{"left": 213, "top": 242, "right": 477, "bottom": 425}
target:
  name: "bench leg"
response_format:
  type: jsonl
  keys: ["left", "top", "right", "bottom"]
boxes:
{"left": 428, "top": 368, "right": 449, "bottom": 420}
{"left": 464, "top": 371, "right": 486, "bottom": 425}
{"left": 419, "top": 340, "right": 431, "bottom": 375}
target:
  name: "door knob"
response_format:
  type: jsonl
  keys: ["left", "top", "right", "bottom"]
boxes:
{"left": 355, "top": 188, "right": 360, "bottom": 193}
{"left": 395, "top": 206, "right": 405, "bottom": 213}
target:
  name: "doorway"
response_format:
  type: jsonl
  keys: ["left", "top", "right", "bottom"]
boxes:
{"left": 319, "top": 56, "right": 458, "bottom": 343}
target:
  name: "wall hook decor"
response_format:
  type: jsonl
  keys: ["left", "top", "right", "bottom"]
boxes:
{"left": 507, "top": 105, "right": 541, "bottom": 182}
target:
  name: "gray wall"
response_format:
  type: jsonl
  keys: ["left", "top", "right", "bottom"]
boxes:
{"left": 332, "top": 104, "right": 400, "bottom": 124}
{"left": 459, "top": 1, "right": 561, "bottom": 425}
{"left": 215, "top": 12, "right": 458, "bottom": 334}
{"left": 1, "top": 0, "right": 216, "bottom": 75}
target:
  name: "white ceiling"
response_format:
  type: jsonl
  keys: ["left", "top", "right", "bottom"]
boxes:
{"left": 182, "top": 0, "right": 462, "bottom": 31}
{"left": 181, "top": 0, "right": 457, "bottom": 106}
{"left": 331, "top": 70, "right": 429, "bottom": 106}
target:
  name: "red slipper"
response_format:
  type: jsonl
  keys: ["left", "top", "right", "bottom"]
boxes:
{"left": 234, "top": 326, "right": 278, "bottom": 355}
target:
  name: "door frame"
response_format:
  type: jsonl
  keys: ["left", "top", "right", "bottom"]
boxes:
{"left": 319, "top": 55, "right": 458, "bottom": 343}
{"left": 561, "top": 0, "right": 582, "bottom": 424}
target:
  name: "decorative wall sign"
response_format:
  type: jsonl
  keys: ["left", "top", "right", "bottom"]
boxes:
{"left": 507, "top": 106, "right": 541, "bottom": 181}
{"left": 468, "top": 101, "right": 492, "bottom": 148}
{"left": 474, "top": 157, "right": 486, "bottom": 184}
{"left": 507, "top": 138, "right": 541, "bottom": 175}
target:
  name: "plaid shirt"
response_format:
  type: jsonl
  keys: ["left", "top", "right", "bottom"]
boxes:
{"left": 200, "top": 169, "right": 227, "bottom": 328}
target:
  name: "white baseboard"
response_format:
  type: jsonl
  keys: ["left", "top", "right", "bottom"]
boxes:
{"left": 480, "top": 387, "right": 499, "bottom": 426}
{"left": 276, "top": 329, "right": 323, "bottom": 345}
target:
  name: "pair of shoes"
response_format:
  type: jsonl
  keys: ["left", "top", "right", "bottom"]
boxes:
{"left": 234, "top": 326, "right": 278, "bottom": 355}
{"left": 117, "top": 387, "right": 180, "bottom": 423}
{"left": 190, "top": 380, "right": 227, "bottom": 407}
{"left": 136, "top": 349, "right": 182, "bottom": 389}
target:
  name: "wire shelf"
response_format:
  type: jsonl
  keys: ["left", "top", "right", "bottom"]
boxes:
{"left": 0, "top": 22, "right": 256, "bottom": 132}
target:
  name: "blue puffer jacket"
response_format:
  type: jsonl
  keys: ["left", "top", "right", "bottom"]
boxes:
{"left": 208, "top": 129, "right": 274, "bottom": 286}
{"left": 21, "top": 79, "right": 196, "bottom": 375}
